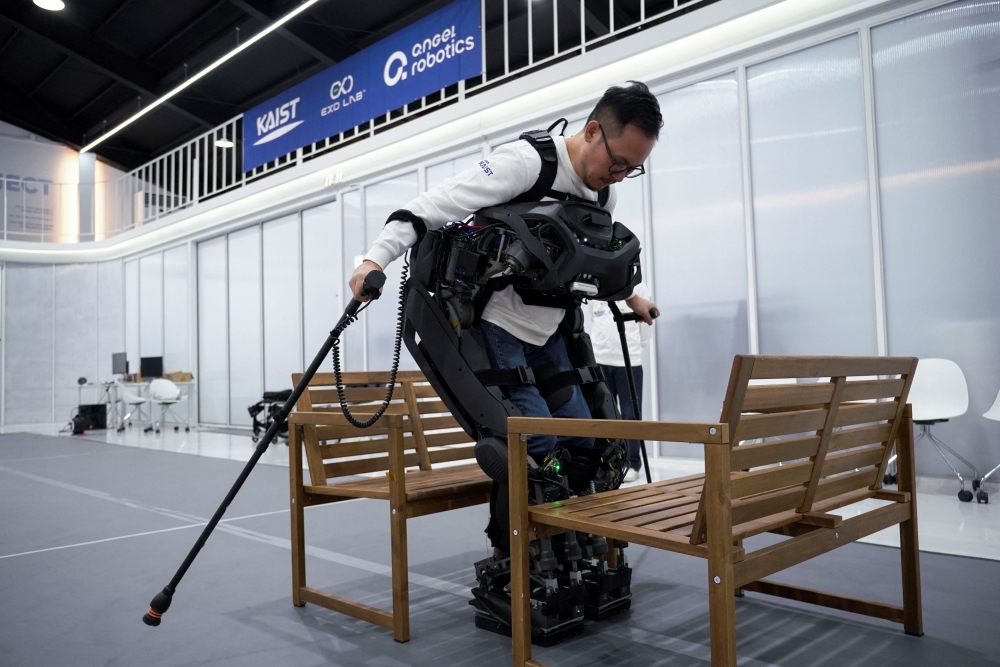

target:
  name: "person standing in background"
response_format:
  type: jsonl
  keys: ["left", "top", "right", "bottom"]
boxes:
{"left": 588, "top": 282, "right": 655, "bottom": 483}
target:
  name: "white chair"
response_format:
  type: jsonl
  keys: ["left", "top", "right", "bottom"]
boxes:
{"left": 146, "top": 379, "right": 189, "bottom": 434}
{"left": 115, "top": 381, "right": 148, "bottom": 431}
{"left": 908, "top": 358, "right": 978, "bottom": 502}
{"left": 977, "top": 387, "right": 1000, "bottom": 504}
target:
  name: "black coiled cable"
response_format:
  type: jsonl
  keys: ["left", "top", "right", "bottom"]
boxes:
{"left": 330, "top": 254, "right": 409, "bottom": 428}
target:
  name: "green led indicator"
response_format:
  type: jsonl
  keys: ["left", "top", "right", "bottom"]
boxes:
{"left": 552, "top": 461, "right": 561, "bottom": 472}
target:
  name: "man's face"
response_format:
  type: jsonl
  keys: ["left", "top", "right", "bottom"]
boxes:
{"left": 577, "top": 120, "right": 656, "bottom": 191}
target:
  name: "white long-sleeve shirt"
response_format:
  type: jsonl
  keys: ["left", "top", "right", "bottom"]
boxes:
{"left": 363, "top": 135, "right": 618, "bottom": 346}
{"left": 588, "top": 282, "right": 654, "bottom": 367}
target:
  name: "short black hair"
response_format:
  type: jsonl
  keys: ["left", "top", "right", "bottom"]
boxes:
{"left": 587, "top": 80, "right": 663, "bottom": 140}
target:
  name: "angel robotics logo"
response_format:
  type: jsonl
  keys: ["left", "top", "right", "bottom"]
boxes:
{"left": 383, "top": 24, "right": 476, "bottom": 87}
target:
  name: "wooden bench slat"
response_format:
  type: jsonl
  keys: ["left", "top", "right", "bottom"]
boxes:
{"left": 428, "top": 445, "right": 476, "bottom": 464}
{"left": 586, "top": 495, "right": 693, "bottom": 522}
{"left": 821, "top": 445, "right": 885, "bottom": 478}
{"left": 750, "top": 356, "right": 915, "bottom": 379}
{"left": 730, "top": 435, "right": 821, "bottom": 471}
{"left": 743, "top": 384, "right": 834, "bottom": 412}
{"left": 319, "top": 439, "right": 392, "bottom": 459}
{"left": 833, "top": 401, "right": 899, "bottom": 428}
{"left": 622, "top": 501, "right": 701, "bottom": 527}
{"left": 734, "top": 409, "right": 827, "bottom": 442}
{"left": 642, "top": 511, "right": 698, "bottom": 532}
{"left": 828, "top": 423, "right": 894, "bottom": 453}
{"left": 308, "top": 387, "right": 407, "bottom": 404}
{"left": 731, "top": 460, "right": 812, "bottom": 499}
{"left": 842, "top": 378, "right": 906, "bottom": 402}
{"left": 323, "top": 452, "right": 422, "bottom": 479}
{"left": 419, "top": 414, "right": 462, "bottom": 431}
{"left": 417, "top": 399, "right": 450, "bottom": 414}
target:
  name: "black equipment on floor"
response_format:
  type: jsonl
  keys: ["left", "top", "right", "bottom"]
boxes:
{"left": 143, "top": 270, "right": 389, "bottom": 627}
{"left": 248, "top": 390, "right": 293, "bottom": 443}
{"left": 73, "top": 404, "right": 107, "bottom": 433}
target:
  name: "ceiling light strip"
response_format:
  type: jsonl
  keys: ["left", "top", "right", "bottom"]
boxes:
{"left": 80, "top": 0, "right": 325, "bottom": 154}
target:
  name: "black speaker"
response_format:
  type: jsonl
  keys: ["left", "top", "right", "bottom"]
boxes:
{"left": 76, "top": 404, "right": 107, "bottom": 431}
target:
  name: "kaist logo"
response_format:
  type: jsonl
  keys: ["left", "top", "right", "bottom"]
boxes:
{"left": 253, "top": 97, "right": 302, "bottom": 146}
{"left": 322, "top": 74, "right": 365, "bottom": 117}
{"left": 384, "top": 24, "right": 475, "bottom": 87}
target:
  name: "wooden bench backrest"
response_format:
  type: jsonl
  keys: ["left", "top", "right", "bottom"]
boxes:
{"left": 292, "top": 370, "right": 476, "bottom": 485}
{"left": 689, "top": 355, "right": 919, "bottom": 544}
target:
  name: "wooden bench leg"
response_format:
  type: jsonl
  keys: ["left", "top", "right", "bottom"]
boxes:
{"left": 290, "top": 425, "right": 306, "bottom": 607}
{"left": 388, "top": 424, "right": 410, "bottom": 643}
{"left": 706, "top": 444, "right": 738, "bottom": 667}
{"left": 896, "top": 410, "right": 924, "bottom": 636}
{"left": 509, "top": 432, "right": 536, "bottom": 667}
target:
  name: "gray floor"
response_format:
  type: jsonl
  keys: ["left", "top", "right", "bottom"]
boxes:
{"left": 1, "top": 433, "right": 997, "bottom": 667}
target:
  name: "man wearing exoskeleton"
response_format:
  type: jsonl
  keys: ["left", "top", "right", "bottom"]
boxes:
{"left": 349, "top": 81, "right": 662, "bottom": 643}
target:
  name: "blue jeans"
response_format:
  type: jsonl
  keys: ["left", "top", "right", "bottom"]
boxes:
{"left": 601, "top": 365, "right": 644, "bottom": 471}
{"left": 479, "top": 321, "right": 594, "bottom": 455}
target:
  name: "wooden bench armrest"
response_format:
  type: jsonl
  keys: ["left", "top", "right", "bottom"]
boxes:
{"left": 507, "top": 416, "right": 729, "bottom": 444}
{"left": 289, "top": 411, "right": 404, "bottom": 428}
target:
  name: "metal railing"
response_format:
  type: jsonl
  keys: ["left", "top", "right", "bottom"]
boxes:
{"left": 2, "top": 0, "right": 716, "bottom": 243}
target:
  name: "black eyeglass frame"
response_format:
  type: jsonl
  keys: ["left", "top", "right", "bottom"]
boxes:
{"left": 597, "top": 122, "right": 646, "bottom": 178}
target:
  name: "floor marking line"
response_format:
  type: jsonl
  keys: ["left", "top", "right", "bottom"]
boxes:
{"left": 0, "top": 464, "right": 467, "bottom": 596}
{"left": 0, "top": 508, "right": 299, "bottom": 560}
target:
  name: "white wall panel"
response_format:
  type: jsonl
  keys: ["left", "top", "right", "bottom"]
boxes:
{"left": 124, "top": 259, "right": 139, "bottom": 372}
{"left": 197, "top": 237, "right": 228, "bottom": 424}
{"left": 163, "top": 246, "right": 189, "bottom": 374}
{"left": 139, "top": 253, "right": 163, "bottom": 360}
{"left": 872, "top": 0, "right": 1000, "bottom": 475}
{"left": 364, "top": 173, "right": 419, "bottom": 371}
{"left": 426, "top": 152, "right": 482, "bottom": 190}
{"left": 748, "top": 35, "right": 877, "bottom": 356}
{"left": 262, "top": 214, "right": 301, "bottom": 391}
{"left": 4, "top": 264, "right": 54, "bottom": 424}
{"left": 341, "top": 190, "right": 365, "bottom": 371}
{"left": 96, "top": 260, "right": 124, "bottom": 380}
{"left": 54, "top": 264, "right": 98, "bottom": 421}
{"left": 227, "top": 226, "right": 262, "bottom": 425}
{"left": 302, "top": 201, "right": 342, "bottom": 362}
{"left": 649, "top": 74, "right": 749, "bottom": 451}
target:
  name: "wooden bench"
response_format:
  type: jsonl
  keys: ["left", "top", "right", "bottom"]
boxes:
{"left": 288, "top": 370, "right": 492, "bottom": 642}
{"left": 507, "top": 355, "right": 922, "bottom": 667}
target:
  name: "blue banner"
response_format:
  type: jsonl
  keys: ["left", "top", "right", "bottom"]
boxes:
{"left": 243, "top": 0, "right": 481, "bottom": 172}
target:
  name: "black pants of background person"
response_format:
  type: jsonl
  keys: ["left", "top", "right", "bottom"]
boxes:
{"left": 600, "top": 365, "right": 644, "bottom": 472}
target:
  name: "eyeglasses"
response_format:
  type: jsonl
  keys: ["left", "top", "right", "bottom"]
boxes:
{"left": 598, "top": 122, "right": 645, "bottom": 178}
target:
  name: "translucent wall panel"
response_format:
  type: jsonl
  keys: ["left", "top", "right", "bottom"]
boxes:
{"left": 124, "top": 259, "right": 139, "bottom": 371}
{"left": 649, "top": 74, "right": 749, "bottom": 451}
{"left": 426, "top": 152, "right": 481, "bottom": 189}
{"left": 96, "top": 260, "right": 124, "bottom": 380}
{"left": 139, "top": 253, "right": 163, "bottom": 359}
{"left": 364, "top": 173, "right": 419, "bottom": 371}
{"left": 163, "top": 246, "right": 189, "bottom": 374}
{"left": 872, "top": 0, "right": 1000, "bottom": 474}
{"left": 341, "top": 190, "right": 365, "bottom": 371}
{"left": 262, "top": 214, "right": 301, "bottom": 391}
{"left": 302, "top": 201, "right": 342, "bottom": 361}
{"left": 4, "top": 264, "right": 54, "bottom": 424}
{"left": 748, "top": 35, "right": 877, "bottom": 356}
{"left": 227, "top": 226, "right": 262, "bottom": 425}
{"left": 54, "top": 264, "right": 98, "bottom": 421}
{"left": 197, "top": 237, "right": 228, "bottom": 424}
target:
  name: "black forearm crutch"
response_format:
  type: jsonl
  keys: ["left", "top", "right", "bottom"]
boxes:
{"left": 142, "top": 270, "right": 387, "bottom": 627}
{"left": 608, "top": 301, "right": 658, "bottom": 485}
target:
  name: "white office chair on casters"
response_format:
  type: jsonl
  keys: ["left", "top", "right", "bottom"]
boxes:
{"left": 145, "top": 379, "right": 189, "bottom": 434}
{"left": 115, "top": 381, "right": 147, "bottom": 431}
{"left": 908, "top": 358, "right": 978, "bottom": 502}
{"left": 976, "top": 388, "right": 1000, "bottom": 504}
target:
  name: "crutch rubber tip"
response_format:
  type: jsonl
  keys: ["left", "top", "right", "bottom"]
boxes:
{"left": 142, "top": 588, "right": 173, "bottom": 627}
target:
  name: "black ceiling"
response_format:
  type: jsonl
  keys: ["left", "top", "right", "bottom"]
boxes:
{"left": 0, "top": 0, "right": 455, "bottom": 169}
